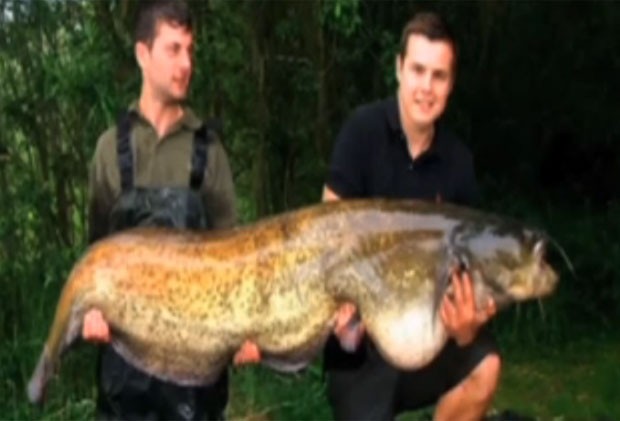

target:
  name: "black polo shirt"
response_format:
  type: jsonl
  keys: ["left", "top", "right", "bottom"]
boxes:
{"left": 326, "top": 97, "right": 478, "bottom": 206}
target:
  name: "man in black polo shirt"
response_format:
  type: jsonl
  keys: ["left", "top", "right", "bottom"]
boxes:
{"left": 323, "top": 12, "right": 500, "bottom": 421}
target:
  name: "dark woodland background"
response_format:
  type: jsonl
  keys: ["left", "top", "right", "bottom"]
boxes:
{"left": 0, "top": 1, "right": 619, "bottom": 419}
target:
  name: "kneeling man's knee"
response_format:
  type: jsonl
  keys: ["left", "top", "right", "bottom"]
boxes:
{"left": 471, "top": 353, "right": 501, "bottom": 402}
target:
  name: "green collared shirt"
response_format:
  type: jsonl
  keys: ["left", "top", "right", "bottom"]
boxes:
{"left": 88, "top": 103, "right": 237, "bottom": 242}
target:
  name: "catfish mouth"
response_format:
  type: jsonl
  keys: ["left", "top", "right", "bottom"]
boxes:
{"left": 509, "top": 276, "right": 557, "bottom": 300}
{"left": 508, "top": 261, "right": 559, "bottom": 301}
{"left": 486, "top": 238, "right": 559, "bottom": 303}
{"left": 515, "top": 237, "right": 560, "bottom": 300}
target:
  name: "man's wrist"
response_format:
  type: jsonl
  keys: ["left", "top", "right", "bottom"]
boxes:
{"left": 453, "top": 328, "right": 476, "bottom": 347}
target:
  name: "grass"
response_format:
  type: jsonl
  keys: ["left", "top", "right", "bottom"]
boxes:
{"left": 3, "top": 311, "right": 618, "bottom": 420}
{"left": 490, "top": 334, "right": 620, "bottom": 421}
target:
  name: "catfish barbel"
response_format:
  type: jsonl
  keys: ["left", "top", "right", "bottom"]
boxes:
{"left": 27, "top": 199, "right": 559, "bottom": 404}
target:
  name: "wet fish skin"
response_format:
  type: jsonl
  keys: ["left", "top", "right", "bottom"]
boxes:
{"left": 26, "top": 199, "right": 558, "bottom": 404}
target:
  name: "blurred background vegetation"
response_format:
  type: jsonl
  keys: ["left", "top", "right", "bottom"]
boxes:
{"left": 1, "top": 0, "right": 618, "bottom": 419}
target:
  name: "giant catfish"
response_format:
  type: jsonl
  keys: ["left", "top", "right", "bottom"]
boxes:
{"left": 27, "top": 199, "right": 559, "bottom": 404}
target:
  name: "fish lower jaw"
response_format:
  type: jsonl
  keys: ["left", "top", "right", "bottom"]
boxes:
{"left": 509, "top": 284, "right": 556, "bottom": 301}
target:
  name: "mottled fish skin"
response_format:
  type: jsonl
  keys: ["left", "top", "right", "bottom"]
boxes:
{"left": 27, "top": 199, "right": 559, "bottom": 404}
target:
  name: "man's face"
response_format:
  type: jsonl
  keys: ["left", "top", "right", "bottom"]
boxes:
{"left": 138, "top": 21, "right": 193, "bottom": 103}
{"left": 396, "top": 34, "right": 454, "bottom": 130}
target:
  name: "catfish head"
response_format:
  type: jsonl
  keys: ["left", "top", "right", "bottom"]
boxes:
{"left": 452, "top": 217, "right": 559, "bottom": 309}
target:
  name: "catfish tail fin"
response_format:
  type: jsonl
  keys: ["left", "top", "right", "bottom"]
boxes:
{"left": 26, "top": 271, "right": 87, "bottom": 404}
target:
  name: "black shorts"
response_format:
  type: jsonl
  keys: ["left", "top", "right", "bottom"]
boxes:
{"left": 325, "top": 329, "right": 499, "bottom": 421}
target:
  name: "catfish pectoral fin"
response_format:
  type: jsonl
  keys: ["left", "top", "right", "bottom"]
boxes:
{"left": 260, "top": 355, "right": 313, "bottom": 373}
{"left": 433, "top": 247, "right": 471, "bottom": 318}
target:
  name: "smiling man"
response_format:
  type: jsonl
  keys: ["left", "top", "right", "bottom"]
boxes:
{"left": 84, "top": 1, "right": 237, "bottom": 419}
{"left": 322, "top": 12, "right": 500, "bottom": 421}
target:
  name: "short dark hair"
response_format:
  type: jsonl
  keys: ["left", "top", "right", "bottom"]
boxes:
{"left": 398, "top": 12, "right": 458, "bottom": 69}
{"left": 134, "top": 0, "right": 193, "bottom": 46}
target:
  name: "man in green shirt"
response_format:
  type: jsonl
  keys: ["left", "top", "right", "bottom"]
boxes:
{"left": 82, "top": 1, "right": 238, "bottom": 419}
{"left": 87, "top": 100, "right": 237, "bottom": 240}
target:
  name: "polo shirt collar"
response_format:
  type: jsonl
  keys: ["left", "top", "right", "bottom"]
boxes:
{"left": 386, "top": 95, "right": 446, "bottom": 161}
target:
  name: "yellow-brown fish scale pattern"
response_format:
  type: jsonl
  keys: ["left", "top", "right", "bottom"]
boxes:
{"left": 28, "top": 198, "right": 558, "bottom": 399}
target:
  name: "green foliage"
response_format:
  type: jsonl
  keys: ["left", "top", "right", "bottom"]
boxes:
{"left": 1, "top": 0, "right": 618, "bottom": 419}
{"left": 321, "top": 0, "right": 362, "bottom": 37}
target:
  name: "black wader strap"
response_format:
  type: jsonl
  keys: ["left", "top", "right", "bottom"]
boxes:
{"left": 117, "top": 111, "right": 137, "bottom": 192}
{"left": 189, "top": 124, "right": 209, "bottom": 191}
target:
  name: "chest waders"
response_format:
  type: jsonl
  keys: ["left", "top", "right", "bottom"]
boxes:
{"left": 96, "top": 111, "right": 228, "bottom": 421}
